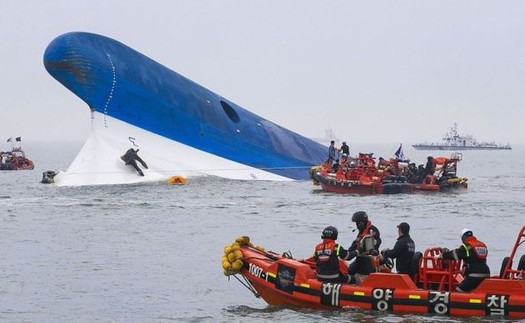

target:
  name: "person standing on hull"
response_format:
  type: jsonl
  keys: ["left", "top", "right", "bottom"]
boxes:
{"left": 314, "top": 226, "right": 356, "bottom": 284}
{"left": 442, "top": 228, "right": 490, "bottom": 292}
{"left": 347, "top": 211, "right": 382, "bottom": 276}
{"left": 121, "top": 148, "right": 149, "bottom": 176}
{"left": 380, "top": 222, "right": 415, "bottom": 274}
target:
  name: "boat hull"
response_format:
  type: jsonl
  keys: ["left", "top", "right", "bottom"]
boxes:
{"left": 43, "top": 32, "right": 327, "bottom": 185}
{"left": 314, "top": 171, "right": 466, "bottom": 195}
{"left": 236, "top": 245, "right": 525, "bottom": 318}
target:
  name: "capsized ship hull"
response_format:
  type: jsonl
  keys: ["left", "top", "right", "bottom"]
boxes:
{"left": 43, "top": 32, "right": 326, "bottom": 186}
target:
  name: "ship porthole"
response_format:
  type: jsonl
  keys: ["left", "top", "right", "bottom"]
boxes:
{"left": 220, "top": 101, "right": 240, "bottom": 123}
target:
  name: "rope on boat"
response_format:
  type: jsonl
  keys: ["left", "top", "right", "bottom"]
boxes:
{"left": 231, "top": 274, "right": 260, "bottom": 298}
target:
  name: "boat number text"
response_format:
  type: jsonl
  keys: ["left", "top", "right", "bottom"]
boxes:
{"left": 248, "top": 263, "right": 265, "bottom": 279}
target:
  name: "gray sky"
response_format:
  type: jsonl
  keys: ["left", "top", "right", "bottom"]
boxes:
{"left": 1, "top": 1, "right": 524, "bottom": 145}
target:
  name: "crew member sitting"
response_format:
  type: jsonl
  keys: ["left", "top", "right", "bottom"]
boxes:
{"left": 442, "top": 228, "right": 490, "bottom": 292}
{"left": 314, "top": 226, "right": 356, "bottom": 284}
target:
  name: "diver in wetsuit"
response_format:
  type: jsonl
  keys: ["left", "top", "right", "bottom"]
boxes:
{"left": 121, "top": 148, "right": 148, "bottom": 176}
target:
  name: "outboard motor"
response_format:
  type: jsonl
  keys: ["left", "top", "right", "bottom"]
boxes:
{"left": 41, "top": 170, "right": 57, "bottom": 184}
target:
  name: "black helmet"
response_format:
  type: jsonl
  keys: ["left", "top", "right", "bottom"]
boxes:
{"left": 352, "top": 211, "right": 368, "bottom": 223}
{"left": 352, "top": 211, "right": 368, "bottom": 231}
{"left": 322, "top": 226, "right": 338, "bottom": 240}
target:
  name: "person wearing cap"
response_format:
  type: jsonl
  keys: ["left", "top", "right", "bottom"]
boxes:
{"left": 442, "top": 228, "right": 490, "bottom": 292}
{"left": 380, "top": 222, "right": 415, "bottom": 274}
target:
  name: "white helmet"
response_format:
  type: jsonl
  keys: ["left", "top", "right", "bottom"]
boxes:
{"left": 460, "top": 228, "right": 473, "bottom": 238}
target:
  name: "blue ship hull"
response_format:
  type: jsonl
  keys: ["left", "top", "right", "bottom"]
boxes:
{"left": 43, "top": 32, "right": 327, "bottom": 182}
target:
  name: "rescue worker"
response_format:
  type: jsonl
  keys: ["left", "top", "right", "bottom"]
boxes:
{"left": 121, "top": 148, "right": 148, "bottom": 176}
{"left": 327, "top": 140, "right": 339, "bottom": 166}
{"left": 340, "top": 153, "right": 350, "bottom": 172}
{"left": 340, "top": 141, "right": 350, "bottom": 156}
{"left": 380, "top": 222, "right": 415, "bottom": 274}
{"left": 424, "top": 156, "right": 436, "bottom": 176}
{"left": 314, "top": 226, "right": 356, "bottom": 284}
{"left": 348, "top": 211, "right": 382, "bottom": 275}
{"left": 377, "top": 157, "right": 389, "bottom": 170}
{"left": 442, "top": 228, "right": 490, "bottom": 292}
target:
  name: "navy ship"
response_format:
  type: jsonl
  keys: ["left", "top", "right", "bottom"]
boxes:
{"left": 412, "top": 123, "right": 512, "bottom": 151}
{"left": 44, "top": 32, "right": 327, "bottom": 186}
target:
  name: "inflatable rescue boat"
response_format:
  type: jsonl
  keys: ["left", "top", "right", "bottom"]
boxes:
{"left": 223, "top": 226, "right": 525, "bottom": 319}
{"left": 311, "top": 153, "right": 467, "bottom": 194}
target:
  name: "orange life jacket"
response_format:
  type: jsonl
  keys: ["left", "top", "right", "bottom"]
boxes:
{"left": 463, "top": 236, "right": 488, "bottom": 260}
{"left": 314, "top": 239, "right": 341, "bottom": 279}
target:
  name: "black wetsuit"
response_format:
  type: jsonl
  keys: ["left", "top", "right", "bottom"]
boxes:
{"left": 121, "top": 148, "right": 148, "bottom": 176}
{"left": 383, "top": 234, "right": 415, "bottom": 274}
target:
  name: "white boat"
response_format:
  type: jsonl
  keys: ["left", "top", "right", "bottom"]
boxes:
{"left": 412, "top": 123, "right": 512, "bottom": 151}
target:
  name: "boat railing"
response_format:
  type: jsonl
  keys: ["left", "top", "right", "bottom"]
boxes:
{"left": 419, "top": 247, "right": 464, "bottom": 291}
{"left": 500, "top": 226, "right": 525, "bottom": 280}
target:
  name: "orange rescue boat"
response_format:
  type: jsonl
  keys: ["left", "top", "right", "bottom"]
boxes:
{"left": 224, "top": 227, "right": 525, "bottom": 319}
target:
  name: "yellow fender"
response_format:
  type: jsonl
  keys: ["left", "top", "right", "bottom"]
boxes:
{"left": 222, "top": 236, "right": 257, "bottom": 276}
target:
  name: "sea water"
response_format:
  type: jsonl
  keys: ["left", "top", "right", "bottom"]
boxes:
{"left": 0, "top": 141, "right": 523, "bottom": 322}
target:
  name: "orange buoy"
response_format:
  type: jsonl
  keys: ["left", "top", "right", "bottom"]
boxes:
{"left": 167, "top": 175, "right": 188, "bottom": 184}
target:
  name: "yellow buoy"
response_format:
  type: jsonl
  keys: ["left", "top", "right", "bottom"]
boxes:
{"left": 227, "top": 252, "right": 236, "bottom": 263}
{"left": 231, "top": 242, "right": 241, "bottom": 251}
{"left": 234, "top": 250, "right": 243, "bottom": 260}
{"left": 222, "top": 260, "right": 232, "bottom": 270}
{"left": 231, "top": 259, "right": 243, "bottom": 271}
{"left": 235, "top": 236, "right": 250, "bottom": 245}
